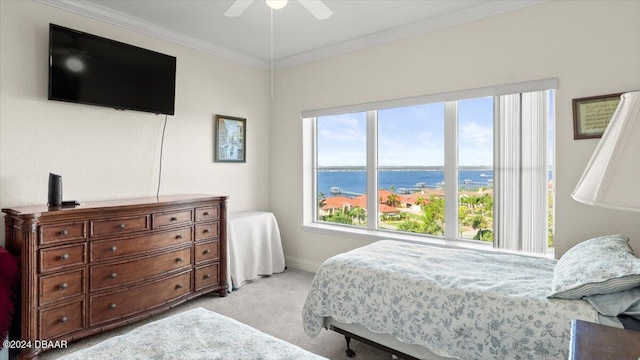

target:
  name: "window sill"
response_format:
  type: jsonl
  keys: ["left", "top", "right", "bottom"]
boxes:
{"left": 302, "top": 222, "right": 554, "bottom": 259}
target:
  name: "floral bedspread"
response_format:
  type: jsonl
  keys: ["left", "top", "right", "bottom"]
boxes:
{"left": 59, "top": 308, "right": 326, "bottom": 360}
{"left": 302, "top": 240, "right": 599, "bottom": 359}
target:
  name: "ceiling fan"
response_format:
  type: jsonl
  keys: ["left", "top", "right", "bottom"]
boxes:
{"left": 225, "top": 0, "right": 333, "bottom": 20}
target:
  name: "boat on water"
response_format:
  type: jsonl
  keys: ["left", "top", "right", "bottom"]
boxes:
{"left": 463, "top": 179, "right": 473, "bottom": 184}
{"left": 415, "top": 182, "right": 428, "bottom": 188}
{"left": 330, "top": 187, "right": 342, "bottom": 194}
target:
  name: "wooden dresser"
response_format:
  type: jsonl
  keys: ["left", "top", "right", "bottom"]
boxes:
{"left": 2, "top": 194, "right": 228, "bottom": 359}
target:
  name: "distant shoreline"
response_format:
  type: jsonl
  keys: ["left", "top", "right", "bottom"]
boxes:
{"left": 318, "top": 165, "right": 553, "bottom": 171}
{"left": 318, "top": 166, "right": 493, "bottom": 171}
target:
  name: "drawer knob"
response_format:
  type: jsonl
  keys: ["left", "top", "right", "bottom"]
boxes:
{"left": 109, "top": 245, "right": 117, "bottom": 252}
{"left": 110, "top": 272, "right": 117, "bottom": 279}
{"left": 109, "top": 303, "right": 117, "bottom": 309}
{"left": 60, "top": 253, "right": 70, "bottom": 260}
{"left": 59, "top": 316, "right": 68, "bottom": 323}
{"left": 59, "top": 282, "right": 68, "bottom": 290}
{"left": 170, "top": 217, "right": 178, "bottom": 221}
{"left": 175, "top": 235, "right": 183, "bottom": 240}
{"left": 203, "top": 274, "right": 211, "bottom": 279}
{"left": 175, "top": 284, "right": 183, "bottom": 289}
{"left": 118, "top": 223, "right": 126, "bottom": 229}
{"left": 203, "top": 249, "right": 211, "bottom": 254}
{"left": 60, "top": 229, "right": 68, "bottom": 236}
{"left": 176, "top": 257, "right": 184, "bottom": 263}
{"left": 203, "top": 229, "right": 211, "bottom": 234}
{"left": 203, "top": 212, "right": 210, "bottom": 216}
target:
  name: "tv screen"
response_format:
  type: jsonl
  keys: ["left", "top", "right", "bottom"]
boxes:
{"left": 48, "top": 24, "right": 176, "bottom": 115}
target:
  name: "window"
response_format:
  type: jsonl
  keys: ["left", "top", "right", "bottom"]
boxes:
{"left": 458, "top": 98, "right": 494, "bottom": 241}
{"left": 316, "top": 112, "right": 368, "bottom": 226}
{"left": 304, "top": 79, "right": 556, "bottom": 255}
{"left": 377, "top": 103, "right": 445, "bottom": 234}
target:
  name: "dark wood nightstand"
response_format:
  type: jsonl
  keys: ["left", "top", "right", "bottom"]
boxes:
{"left": 570, "top": 319, "right": 640, "bottom": 360}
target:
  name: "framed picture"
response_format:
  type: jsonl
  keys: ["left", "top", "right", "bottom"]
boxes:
{"left": 215, "top": 115, "right": 246, "bottom": 162}
{"left": 572, "top": 93, "right": 622, "bottom": 139}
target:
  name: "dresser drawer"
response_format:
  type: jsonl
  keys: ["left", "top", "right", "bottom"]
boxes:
{"left": 91, "top": 228, "right": 192, "bottom": 262}
{"left": 195, "top": 206, "right": 219, "bottom": 222}
{"left": 152, "top": 209, "right": 193, "bottom": 229}
{"left": 90, "top": 271, "right": 191, "bottom": 326}
{"left": 195, "top": 222, "right": 219, "bottom": 241}
{"left": 39, "top": 222, "right": 86, "bottom": 245}
{"left": 195, "top": 240, "right": 219, "bottom": 263}
{"left": 90, "top": 215, "right": 150, "bottom": 237}
{"left": 90, "top": 247, "right": 191, "bottom": 291}
{"left": 40, "top": 244, "right": 86, "bottom": 273}
{"left": 39, "top": 300, "right": 84, "bottom": 340}
{"left": 39, "top": 269, "right": 85, "bottom": 306}
{"left": 195, "top": 263, "right": 219, "bottom": 291}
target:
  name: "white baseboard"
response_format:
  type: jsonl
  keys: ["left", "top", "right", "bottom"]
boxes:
{"left": 284, "top": 255, "right": 321, "bottom": 273}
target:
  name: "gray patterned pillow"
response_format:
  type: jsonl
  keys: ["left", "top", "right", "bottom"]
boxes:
{"left": 548, "top": 234, "right": 640, "bottom": 299}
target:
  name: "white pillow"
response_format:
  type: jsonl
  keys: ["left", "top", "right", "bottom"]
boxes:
{"left": 548, "top": 234, "right": 640, "bottom": 299}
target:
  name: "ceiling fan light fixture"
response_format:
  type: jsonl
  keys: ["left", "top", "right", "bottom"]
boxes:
{"left": 265, "top": 0, "right": 288, "bottom": 10}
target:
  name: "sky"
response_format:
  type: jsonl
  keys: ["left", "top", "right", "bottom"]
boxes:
{"left": 317, "top": 96, "right": 495, "bottom": 167}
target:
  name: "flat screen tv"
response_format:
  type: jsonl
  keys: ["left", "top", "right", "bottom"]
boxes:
{"left": 48, "top": 24, "right": 176, "bottom": 115}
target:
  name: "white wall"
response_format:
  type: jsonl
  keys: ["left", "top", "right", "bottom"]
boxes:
{"left": 2, "top": 1, "right": 639, "bottom": 268}
{"left": 0, "top": 1, "right": 271, "bottom": 247}
{"left": 270, "top": 0, "right": 640, "bottom": 271}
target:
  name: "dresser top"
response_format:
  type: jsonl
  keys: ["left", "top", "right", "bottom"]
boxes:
{"left": 2, "top": 194, "right": 227, "bottom": 218}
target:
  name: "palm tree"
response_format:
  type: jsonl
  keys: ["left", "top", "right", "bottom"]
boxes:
{"left": 471, "top": 215, "right": 492, "bottom": 241}
{"left": 386, "top": 193, "right": 401, "bottom": 207}
{"left": 351, "top": 207, "right": 366, "bottom": 225}
{"left": 458, "top": 206, "right": 470, "bottom": 236}
{"left": 325, "top": 208, "right": 352, "bottom": 225}
{"left": 420, "top": 196, "right": 445, "bottom": 236}
{"left": 318, "top": 192, "right": 326, "bottom": 208}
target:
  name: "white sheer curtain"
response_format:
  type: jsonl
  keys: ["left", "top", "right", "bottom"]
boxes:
{"left": 495, "top": 91, "right": 549, "bottom": 255}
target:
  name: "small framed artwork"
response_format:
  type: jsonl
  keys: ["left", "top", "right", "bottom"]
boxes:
{"left": 572, "top": 93, "right": 622, "bottom": 139}
{"left": 214, "top": 115, "right": 246, "bottom": 162}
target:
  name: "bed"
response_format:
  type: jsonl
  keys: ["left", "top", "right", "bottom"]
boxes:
{"left": 58, "top": 307, "right": 326, "bottom": 360}
{"left": 303, "top": 235, "right": 640, "bottom": 360}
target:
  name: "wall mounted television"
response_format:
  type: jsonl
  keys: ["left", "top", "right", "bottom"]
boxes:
{"left": 48, "top": 24, "right": 176, "bottom": 115}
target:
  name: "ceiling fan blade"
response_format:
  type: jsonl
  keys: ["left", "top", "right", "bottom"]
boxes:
{"left": 224, "top": 0, "right": 254, "bottom": 17}
{"left": 297, "top": 0, "right": 333, "bottom": 20}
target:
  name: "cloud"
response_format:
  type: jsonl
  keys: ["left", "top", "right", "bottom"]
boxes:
{"left": 459, "top": 121, "right": 492, "bottom": 147}
{"left": 317, "top": 104, "right": 495, "bottom": 166}
{"left": 317, "top": 114, "right": 365, "bottom": 142}
{"left": 317, "top": 114, "right": 367, "bottom": 166}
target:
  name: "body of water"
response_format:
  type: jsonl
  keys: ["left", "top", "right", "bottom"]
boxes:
{"left": 318, "top": 169, "right": 495, "bottom": 197}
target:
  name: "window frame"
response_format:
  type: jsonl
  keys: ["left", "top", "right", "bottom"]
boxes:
{"left": 302, "top": 79, "right": 557, "bottom": 255}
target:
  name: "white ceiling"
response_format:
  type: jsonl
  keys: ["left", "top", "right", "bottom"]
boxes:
{"left": 41, "top": 0, "right": 543, "bottom": 69}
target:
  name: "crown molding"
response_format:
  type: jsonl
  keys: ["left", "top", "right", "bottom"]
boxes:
{"left": 37, "top": 0, "right": 544, "bottom": 71}
{"left": 36, "top": 0, "right": 270, "bottom": 69}
{"left": 273, "top": 0, "right": 545, "bottom": 69}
